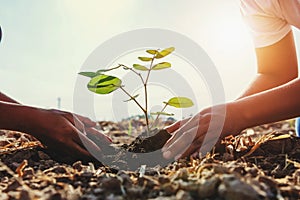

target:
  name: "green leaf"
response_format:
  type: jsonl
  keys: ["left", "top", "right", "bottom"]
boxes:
{"left": 96, "top": 65, "right": 122, "bottom": 73}
{"left": 165, "top": 97, "right": 194, "bottom": 108}
{"left": 97, "top": 65, "right": 121, "bottom": 74}
{"left": 124, "top": 94, "right": 139, "bottom": 102}
{"left": 78, "top": 72, "right": 99, "bottom": 78}
{"left": 151, "top": 112, "right": 174, "bottom": 116}
{"left": 146, "top": 49, "right": 158, "bottom": 55}
{"left": 133, "top": 64, "right": 149, "bottom": 71}
{"left": 155, "top": 47, "right": 175, "bottom": 59}
{"left": 87, "top": 74, "right": 121, "bottom": 94}
{"left": 96, "top": 69, "right": 111, "bottom": 73}
{"left": 152, "top": 62, "right": 171, "bottom": 70}
{"left": 138, "top": 57, "right": 152, "bottom": 62}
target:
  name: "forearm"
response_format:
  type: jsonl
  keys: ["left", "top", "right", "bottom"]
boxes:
{"left": 239, "top": 31, "right": 298, "bottom": 100}
{"left": 234, "top": 78, "right": 300, "bottom": 130}
{"left": 0, "top": 92, "right": 20, "bottom": 104}
{"left": 0, "top": 101, "right": 36, "bottom": 132}
{"left": 238, "top": 73, "right": 297, "bottom": 99}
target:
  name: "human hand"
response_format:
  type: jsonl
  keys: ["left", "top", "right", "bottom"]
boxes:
{"left": 50, "top": 109, "right": 112, "bottom": 143}
{"left": 162, "top": 103, "right": 241, "bottom": 160}
{"left": 26, "top": 108, "right": 111, "bottom": 162}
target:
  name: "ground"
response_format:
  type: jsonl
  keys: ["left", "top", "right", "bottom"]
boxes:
{"left": 0, "top": 119, "right": 300, "bottom": 200}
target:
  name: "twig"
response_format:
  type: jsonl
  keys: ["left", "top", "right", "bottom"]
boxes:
{"left": 119, "top": 86, "right": 145, "bottom": 113}
{"left": 150, "top": 103, "right": 168, "bottom": 129}
{"left": 143, "top": 55, "right": 156, "bottom": 132}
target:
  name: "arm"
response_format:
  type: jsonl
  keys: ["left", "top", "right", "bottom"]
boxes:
{"left": 0, "top": 101, "right": 111, "bottom": 162}
{"left": 163, "top": 78, "right": 300, "bottom": 159}
{"left": 234, "top": 78, "right": 300, "bottom": 130}
{"left": 238, "top": 31, "right": 298, "bottom": 98}
{"left": 0, "top": 92, "right": 20, "bottom": 104}
{"left": 162, "top": 31, "right": 299, "bottom": 159}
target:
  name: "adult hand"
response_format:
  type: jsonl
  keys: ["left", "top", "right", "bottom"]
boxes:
{"left": 49, "top": 109, "right": 111, "bottom": 143}
{"left": 26, "top": 108, "right": 111, "bottom": 162}
{"left": 162, "top": 103, "right": 241, "bottom": 160}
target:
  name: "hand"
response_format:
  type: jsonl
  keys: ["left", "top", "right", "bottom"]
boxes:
{"left": 50, "top": 109, "right": 112, "bottom": 143}
{"left": 26, "top": 108, "right": 111, "bottom": 162}
{"left": 162, "top": 103, "right": 241, "bottom": 160}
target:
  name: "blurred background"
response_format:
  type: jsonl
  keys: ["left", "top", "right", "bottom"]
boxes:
{"left": 0, "top": 0, "right": 299, "bottom": 120}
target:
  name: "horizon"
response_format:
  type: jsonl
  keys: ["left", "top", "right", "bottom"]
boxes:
{"left": 1, "top": 0, "right": 299, "bottom": 121}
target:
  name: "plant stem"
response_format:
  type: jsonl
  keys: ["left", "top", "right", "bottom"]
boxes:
{"left": 119, "top": 86, "right": 145, "bottom": 113}
{"left": 150, "top": 103, "right": 168, "bottom": 129}
{"left": 144, "top": 82, "right": 149, "bottom": 132}
{"left": 143, "top": 56, "right": 155, "bottom": 132}
{"left": 119, "top": 64, "right": 145, "bottom": 84}
{"left": 109, "top": 65, "right": 123, "bottom": 71}
{"left": 120, "top": 64, "right": 150, "bottom": 131}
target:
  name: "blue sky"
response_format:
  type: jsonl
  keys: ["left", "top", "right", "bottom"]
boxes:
{"left": 1, "top": 0, "right": 299, "bottom": 121}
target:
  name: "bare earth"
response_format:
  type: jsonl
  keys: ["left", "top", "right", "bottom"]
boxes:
{"left": 0, "top": 119, "right": 299, "bottom": 200}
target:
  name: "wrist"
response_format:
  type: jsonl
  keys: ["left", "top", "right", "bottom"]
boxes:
{"left": 19, "top": 106, "right": 50, "bottom": 139}
{"left": 0, "top": 102, "right": 42, "bottom": 134}
{"left": 18, "top": 107, "right": 37, "bottom": 133}
{"left": 225, "top": 101, "right": 247, "bottom": 135}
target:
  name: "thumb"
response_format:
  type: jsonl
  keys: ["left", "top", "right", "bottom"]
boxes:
{"left": 165, "top": 118, "right": 190, "bottom": 134}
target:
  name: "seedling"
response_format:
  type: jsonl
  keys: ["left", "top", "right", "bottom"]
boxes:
{"left": 79, "top": 47, "right": 194, "bottom": 132}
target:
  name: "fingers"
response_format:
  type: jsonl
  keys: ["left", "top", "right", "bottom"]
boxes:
{"left": 198, "top": 141, "right": 215, "bottom": 156}
{"left": 72, "top": 142, "right": 93, "bottom": 158}
{"left": 52, "top": 110, "right": 111, "bottom": 145}
{"left": 42, "top": 109, "right": 105, "bottom": 161}
{"left": 62, "top": 113, "right": 95, "bottom": 137}
{"left": 164, "top": 118, "right": 190, "bottom": 134}
{"left": 72, "top": 116, "right": 86, "bottom": 135}
{"left": 69, "top": 115, "right": 112, "bottom": 145}
{"left": 162, "top": 126, "right": 198, "bottom": 160}
{"left": 75, "top": 114, "right": 97, "bottom": 127}
{"left": 72, "top": 129, "right": 103, "bottom": 157}
{"left": 53, "top": 110, "right": 85, "bottom": 132}
{"left": 176, "top": 114, "right": 202, "bottom": 134}
{"left": 178, "top": 138, "right": 202, "bottom": 159}
{"left": 50, "top": 109, "right": 96, "bottom": 130}
{"left": 178, "top": 128, "right": 219, "bottom": 159}
{"left": 198, "top": 130, "right": 221, "bottom": 154}
{"left": 86, "top": 127, "right": 112, "bottom": 143}
{"left": 59, "top": 120, "right": 102, "bottom": 159}
{"left": 163, "top": 122, "right": 224, "bottom": 160}
{"left": 191, "top": 150, "right": 200, "bottom": 158}
{"left": 163, "top": 115, "right": 201, "bottom": 151}
{"left": 162, "top": 114, "right": 220, "bottom": 160}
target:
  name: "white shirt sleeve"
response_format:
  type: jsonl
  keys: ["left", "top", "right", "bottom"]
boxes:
{"left": 240, "top": 0, "right": 291, "bottom": 48}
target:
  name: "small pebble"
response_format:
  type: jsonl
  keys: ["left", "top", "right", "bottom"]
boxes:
{"left": 72, "top": 161, "right": 83, "bottom": 171}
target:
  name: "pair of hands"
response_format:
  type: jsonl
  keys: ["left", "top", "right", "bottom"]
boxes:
{"left": 28, "top": 108, "right": 111, "bottom": 162}
{"left": 162, "top": 103, "right": 241, "bottom": 160}
{"left": 31, "top": 104, "right": 238, "bottom": 163}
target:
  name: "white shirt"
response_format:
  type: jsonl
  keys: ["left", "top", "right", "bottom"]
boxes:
{"left": 240, "top": 0, "right": 300, "bottom": 48}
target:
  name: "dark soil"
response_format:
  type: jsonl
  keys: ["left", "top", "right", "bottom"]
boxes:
{"left": 93, "top": 129, "right": 172, "bottom": 170}
{"left": 0, "top": 120, "right": 300, "bottom": 200}
{"left": 123, "top": 129, "right": 171, "bottom": 153}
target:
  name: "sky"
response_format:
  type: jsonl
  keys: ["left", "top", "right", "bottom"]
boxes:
{"left": 0, "top": 0, "right": 299, "bottom": 121}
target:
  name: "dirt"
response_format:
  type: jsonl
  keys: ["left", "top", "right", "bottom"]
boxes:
{"left": 0, "top": 119, "right": 300, "bottom": 199}
{"left": 123, "top": 129, "right": 171, "bottom": 153}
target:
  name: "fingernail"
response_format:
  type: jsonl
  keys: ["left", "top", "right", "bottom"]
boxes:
{"left": 163, "top": 151, "right": 171, "bottom": 159}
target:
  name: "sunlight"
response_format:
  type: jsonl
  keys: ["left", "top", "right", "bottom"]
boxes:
{"left": 210, "top": 16, "right": 250, "bottom": 53}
